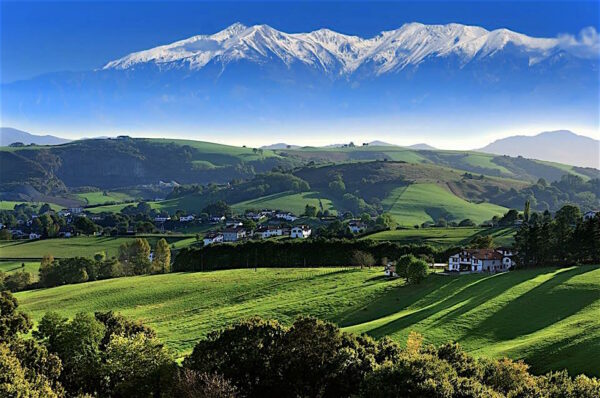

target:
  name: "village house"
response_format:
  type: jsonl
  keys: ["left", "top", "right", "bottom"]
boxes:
{"left": 583, "top": 210, "right": 598, "bottom": 221}
{"left": 384, "top": 264, "right": 397, "bottom": 277}
{"left": 225, "top": 220, "right": 243, "bottom": 228}
{"left": 448, "top": 248, "right": 514, "bottom": 273}
{"left": 254, "top": 225, "right": 284, "bottom": 239}
{"left": 154, "top": 216, "right": 171, "bottom": 223}
{"left": 275, "top": 212, "right": 298, "bottom": 222}
{"left": 291, "top": 225, "right": 311, "bottom": 239}
{"left": 29, "top": 232, "right": 41, "bottom": 240}
{"left": 69, "top": 207, "right": 84, "bottom": 214}
{"left": 209, "top": 216, "right": 226, "bottom": 224}
{"left": 203, "top": 233, "right": 224, "bottom": 246}
{"left": 222, "top": 227, "right": 246, "bottom": 242}
{"left": 348, "top": 221, "right": 366, "bottom": 234}
{"left": 179, "top": 215, "right": 195, "bottom": 222}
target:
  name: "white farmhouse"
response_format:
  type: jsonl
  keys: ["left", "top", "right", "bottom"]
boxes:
{"left": 583, "top": 210, "right": 598, "bottom": 221}
{"left": 255, "top": 226, "right": 284, "bottom": 239}
{"left": 275, "top": 212, "right": 298, "bottom": 222}
{"left": 291, "top": 225, "right": 311, "bottom": 239}
{"left": 448, "top": 248, "right": 514, "bottom": 273}
{"left": 179, "top": 215, "right": 195, "bottom": 222}
{"left": 348, "top": 221, "right": 366, "bottom": 234}
{"left": 203, "top": 233, "right": 224, "bottom": 246}
{"left": 222, "top": 227, "right": 246, "bottom": 242}
{"left": 29, "top": 232, "right": 41, "bottom": 240}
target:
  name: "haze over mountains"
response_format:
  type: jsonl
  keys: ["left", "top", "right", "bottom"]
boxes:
{"left": 479, "top": 130, "right": 599, "bottom": 169}
{"left": 0, "top": 127, "right": 70, "bottom": 146}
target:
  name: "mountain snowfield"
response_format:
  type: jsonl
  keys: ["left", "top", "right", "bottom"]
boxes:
{"left": 103, "top": 22, "right": 598, "bottom": 75}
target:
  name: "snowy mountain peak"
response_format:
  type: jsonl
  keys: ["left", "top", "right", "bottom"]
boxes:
{"left": 103, "top": 22, "right": 598, "bottom": 75}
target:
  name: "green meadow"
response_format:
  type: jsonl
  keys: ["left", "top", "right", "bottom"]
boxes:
{"left": 365, "top": 226, "right": 516, "bottom": 247}
{"left": 0, "top": 235, "right": 196, "bottom": 259}
{"left": 15, "top": 266, "right": 600, "bottom": 377}
{"left": 232, "top": 191, "right": 337, "bottom": 215}
{"left": 74, "top": 191, "right": 138, "bottom": 206}
{"left": 382, "top": 183, "right": 508, "bottom": 226}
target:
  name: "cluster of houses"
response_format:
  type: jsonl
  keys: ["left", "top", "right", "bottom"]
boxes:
{"left": 203, "top": 224, "right": 312, "bottom": 246}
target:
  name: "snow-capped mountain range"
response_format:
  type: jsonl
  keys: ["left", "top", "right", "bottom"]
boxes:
{"left": 103, "top": 22, "right": 598, "bottom": 76}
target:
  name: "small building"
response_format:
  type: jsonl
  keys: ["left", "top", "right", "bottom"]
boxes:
{"left": 348, "top": 221, "right": 366, "bottom": 234}
{"left": 255, "top": 226, "right": 283, "bottom": 239}
{"left": 384, "top": 264, "right": 397, "bottom": 277}
{"left": 179, "top": 215, "right": 195, "bottom": 222}
{"left": 583, "top": 210, "right": 598, "bottom": 221}
{"left": 154, "top": 216, "right": 171, "bottom": 223}
{"left": 225, "top": 220, "right": 243, "bottom": 228}
{"left": 69, "top": 207, "right": 84, "bottom": 214}
{"left": 222, "top": 227, "right": 246, "bottom": 242}
{"left": 275, "top": 212, "right": 298, "bottom": 222}
{"left": 29, "top": 232, "right": 41, "bottom": 240}
{"left": 203, "top": 233, "right": 224, "bottom": 246}
{"left": 291, "top": 225, "right": 311, "bottom": 239}
{"left": 209, "top": 216, "right": 226, "bottom": 224}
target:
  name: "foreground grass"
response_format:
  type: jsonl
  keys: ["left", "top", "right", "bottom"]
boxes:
{"left": 15, "top": 266, "right": 600, "bottom": 376}
{"left": 365, "top": 226, "right": 516, "bottom": 247}
{"left": 0, "top": 235, "right": 195, "bottom": 259}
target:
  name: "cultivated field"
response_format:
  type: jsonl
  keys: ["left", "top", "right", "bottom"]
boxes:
{"left": 15, "top": 266, "right": 600, "bottom": 376}
{"left": 365, "top": 226, "right": 516, "bottom": 247}
{"left": 0, "top": 235, "right": 197, "bottom": 259}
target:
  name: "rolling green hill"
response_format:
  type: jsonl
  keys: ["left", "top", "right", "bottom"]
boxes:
{"left": 15, "top": 266, "right": 600, "bottom": 377}
{"left": 0, "top": 235, "right": 196, "bottom": 260}
{"left": 382, "top": 183, "right": 509, "bottom": 226}
{"left": 364, "top": 226, "right": 516, "bottom": 247}
{"left": 231, "top": 191, "right": 337, "bottom": 215}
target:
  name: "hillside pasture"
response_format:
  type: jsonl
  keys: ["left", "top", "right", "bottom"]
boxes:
{"left": 232, "top": 191, "right": 337, "bottom": 215}
{"left": 382, "top": 183, "right": 508, "bottom": 226}
{"left": 75, "top": 191, "right": 138, "bottom": 206}
{"left": 364, "top": 226, "right": 516, "bottom": 247}
{"left": 15, "top": 266, "right": 600, "bottom": 377}
{"left": 0, "top": 235, "right": 195, "bottom": 259}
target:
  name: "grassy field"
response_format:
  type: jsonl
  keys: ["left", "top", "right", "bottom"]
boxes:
{"left": 0, "top": 201, "right": 63, "bottom": 211}
{"left": 75, "top": 191, "right": 137, "bottom": 206}
{"left": 0, "top": 235, "right": 196, "bottom": 259}
{"left": 15, "top": 266, "right": 600, "bottom": 377}
{"left": 0, "top": 261, "right": 39, "bottom": 280}
{"left": 232, "top": 191, "right": 337, "bottom": 215}
{"left": 365, "top": 226, "right": 516, "bottom": 247}
{"left": 382, "top": 183, "right": 508, "bottom": 226}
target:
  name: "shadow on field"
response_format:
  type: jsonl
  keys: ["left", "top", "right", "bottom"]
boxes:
{"left": 471, "top": 266, "right": 599, "bottom": 340}
{"left": 337, "top": 274, "right": 487, "bottom": 328}
{"left": 523, "top": 329, "right": 600, "bottom": 377}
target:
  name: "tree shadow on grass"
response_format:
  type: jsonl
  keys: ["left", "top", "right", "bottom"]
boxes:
{"left": 522, "top": 330, "right": 600, "bottom": 377}
{"left": 337, "top": 274, "right": 485, "bottom": 328}
{"left": 468, "top": 266, "right": 599, "bottom": 341}
{"left": 358, "top": 269, "right": 558, "bottom": 339}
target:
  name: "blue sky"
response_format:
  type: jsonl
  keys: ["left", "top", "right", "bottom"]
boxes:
{"left": 2, "top": 1, "right": 599, "bottom": 83}
{"left": 1, "top": 1, "right": 598, "bottom": 147}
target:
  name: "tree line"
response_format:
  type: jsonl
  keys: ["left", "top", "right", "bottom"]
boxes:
{"left": 173, "top": 239, "right": 439, "bottom": 272}
{"left": 0, "top": 238, "right": 171, "bottom": 292}
{"left": 514, "top": 205, "right": 599, "bottom": 267}
{"left": 2, "top": 291, "right": 598, "bottom": 397}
